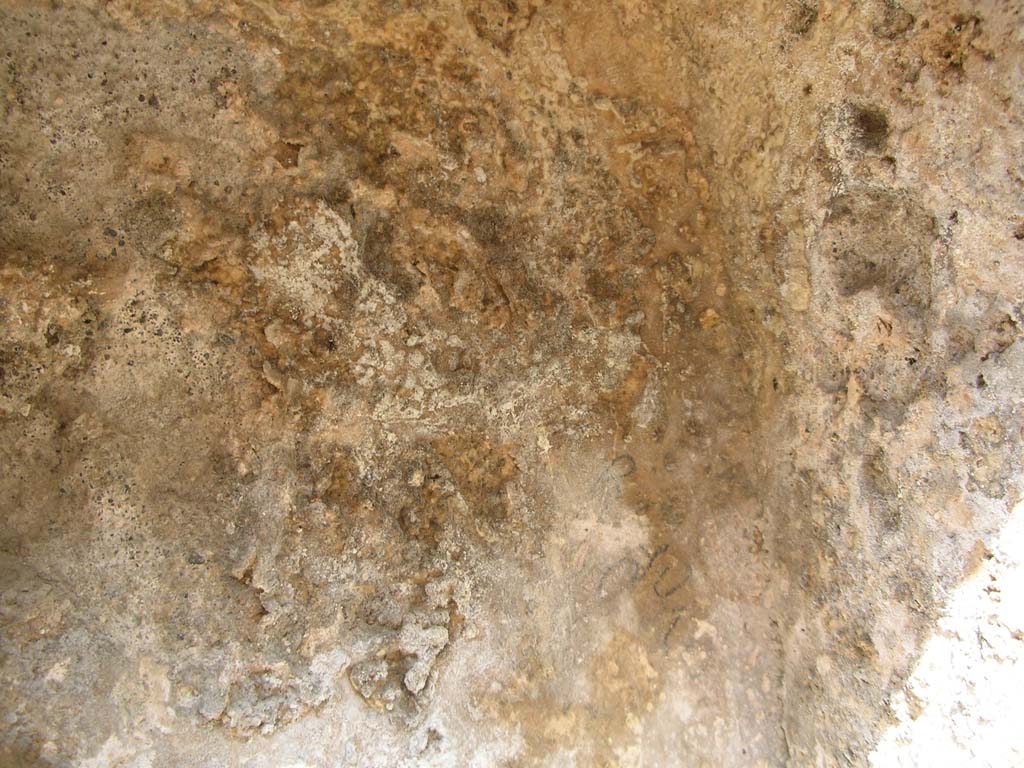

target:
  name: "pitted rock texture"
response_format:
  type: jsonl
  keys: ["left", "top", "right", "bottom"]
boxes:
{"left": 1, "top": 1, "right": 1023, "bottom": 766}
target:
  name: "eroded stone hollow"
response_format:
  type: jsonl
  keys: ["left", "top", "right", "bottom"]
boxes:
{"left": 2, "top": 1, "right": 1022, "bottom": 766}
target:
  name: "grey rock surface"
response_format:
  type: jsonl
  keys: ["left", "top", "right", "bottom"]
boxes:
{"left": 1, "top": 1, "right": 1022, "bottom": 766}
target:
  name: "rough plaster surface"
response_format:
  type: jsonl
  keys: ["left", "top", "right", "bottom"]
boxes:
{"left": 1, "top": 1, "right": 1022, "bottom": 766}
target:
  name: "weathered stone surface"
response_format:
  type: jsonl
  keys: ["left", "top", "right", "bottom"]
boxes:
{"left": 1, "top": 1, "right": 1022, "bottom": 766}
